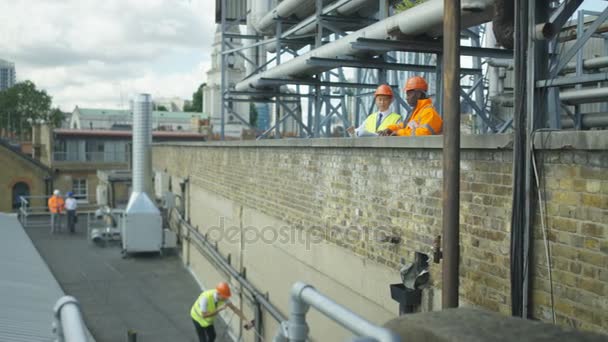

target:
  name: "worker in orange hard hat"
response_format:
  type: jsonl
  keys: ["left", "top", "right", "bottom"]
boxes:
{"left": 346, "top": 84, "right": 402, "bottom": 137}
{"left": 191, "top": 282, "right": 254, "bottom": 342}
{"left": 379, "top": 76, "right": 443, "bottom": 136}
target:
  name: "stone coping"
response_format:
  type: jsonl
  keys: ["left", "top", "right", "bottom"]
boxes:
{"left": 155, "top": 131, "right": 607, "bottom": 151}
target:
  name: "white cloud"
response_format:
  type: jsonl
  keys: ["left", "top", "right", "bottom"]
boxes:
{"left": 0, "top": 0, "right": 216, "bottom": 111}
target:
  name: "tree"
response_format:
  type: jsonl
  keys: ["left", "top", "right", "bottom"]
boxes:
{"left": 0, "top": 80, "right": 60, "bottom": 137}
{"left": 249, "top": 103, "right": 258, "bottom": 127}
{"left": 394, "top": 0, "right": 424, "bottom": 12}
{"left": 184, "top": 83, "right": 205, "bottom": 112}
{"left": 155, "top": 105, "right": 169, "bottom": 111}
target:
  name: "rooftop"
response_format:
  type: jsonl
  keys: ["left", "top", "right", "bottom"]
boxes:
{"left": 75, "top": 107, "right": 210, "bottom": 120}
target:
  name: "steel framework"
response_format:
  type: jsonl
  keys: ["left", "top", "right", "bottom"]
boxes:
{"left": 215, "top": 0, "right": 607, "bottom": 139}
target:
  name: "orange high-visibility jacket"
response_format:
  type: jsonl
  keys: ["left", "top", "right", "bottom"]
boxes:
{"left": 48, "top": 195, "right": 65, "bottom": 214}
{"left": 387, "top": 98, "right": 443, "bottom": 136}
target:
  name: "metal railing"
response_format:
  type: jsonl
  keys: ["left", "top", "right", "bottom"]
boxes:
{"left": 273, "top": 282, "right": 401, "bottom": 342}
{"left": 53, "top": 296, "right": 89, "bottom": 342}
{"left": 18, "top": 195, "right": 99, "bottom": 228}
{"left": 53, "top": 151, "right": 128, "bottom": 163}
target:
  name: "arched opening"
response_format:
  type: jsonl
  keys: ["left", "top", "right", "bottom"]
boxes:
{"left": 12, "top": 182, "right": 30, "bottom": 210}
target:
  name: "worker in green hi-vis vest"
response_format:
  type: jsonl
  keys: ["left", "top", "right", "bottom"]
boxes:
{"left": 347, "top": 84, "right": 402, "bottom": 137}
{"left": 190, "top": 282, "right": 254, "bottom": 342}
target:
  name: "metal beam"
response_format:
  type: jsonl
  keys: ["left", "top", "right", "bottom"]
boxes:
{"left": 553, "top": 6, "right": 608, "bottom": 76}
{"left": 549, "top": 0, "right": 584, "bottom": 32}
{"left": 351, "top": 38, "right": 514, "bottom": 58}
{"left": 536, "top": 72, "right": 608, "bottom": 87}
{"left": 257, "top": 78, "right": 389, "bottom": 89}
{"left": 306, "top": 57, "right": 481, "bottom": 74}
{"left": 459, "top": 88, "right": 496, "bottom": 132}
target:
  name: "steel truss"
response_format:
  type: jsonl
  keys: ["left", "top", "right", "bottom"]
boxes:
{"left": 216, "top": 0, "right": 607, "bottom": 139}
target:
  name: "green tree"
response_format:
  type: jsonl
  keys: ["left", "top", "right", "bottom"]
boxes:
{"left": 184, "top": 83, "right": 205, "bottom": 112}
{"left": 155, "top": 105, "right": 169, "bottom": 111}
{"left": 0, "top": 80, "right": 61, "bottom": 136}
{"left": 249, "top": 103, "right": 258, "bottom": 127}
{"left": 394, "top": 0, "right": 424, "bottom": 12}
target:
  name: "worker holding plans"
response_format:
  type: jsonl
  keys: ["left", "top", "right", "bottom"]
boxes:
{"left": 191, "top": 282, "right": 254, "bottom": 342}
{"left": 347, "top": 84, "right": 402, "bottom": 137}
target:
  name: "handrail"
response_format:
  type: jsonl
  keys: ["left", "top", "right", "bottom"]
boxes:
{"left": 53, "top": 296, "right": 89, "bottom": 342}
{"left": 274, "top": 282, "right": 401, "bottom": 342}
{"left": 173, "top": 210, "right": 287, "bottom": 324}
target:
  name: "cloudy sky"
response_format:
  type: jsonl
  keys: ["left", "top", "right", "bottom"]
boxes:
{"left": 0, "top": 0, "right": 216, "bottom": 111}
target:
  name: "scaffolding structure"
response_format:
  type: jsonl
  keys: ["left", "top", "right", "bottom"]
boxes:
{"left": 214, "top": 0, "right": 607, "bottom": 140}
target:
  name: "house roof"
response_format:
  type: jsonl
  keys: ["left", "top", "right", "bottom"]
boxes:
{"left": 0, "top": 139, "right": 52, "bottom": 174}
{"left": 75, "top": 107, "right": 209, "bottom": 120}
{"left": 54, "top": 129, "right": 207, "bottom": 140}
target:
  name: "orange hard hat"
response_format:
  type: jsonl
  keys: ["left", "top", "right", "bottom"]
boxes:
{"left": 374, "top": 84, "right": 394, "bottom": 97}
{"left": 404, "top": 76, "right": 428, "bottom": 92}
{"left": 216, "top": 282, "right": 231, "bottom": 298}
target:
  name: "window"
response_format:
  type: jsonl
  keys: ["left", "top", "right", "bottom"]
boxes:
{"left": 72, "top": 179, "right": 88, "bottom": 202}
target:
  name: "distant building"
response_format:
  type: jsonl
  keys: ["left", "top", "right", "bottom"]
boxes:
{"left": 203, "top": 25, "right": 250, "bottom": 138}
{"left": 69, "top": 106, "right": 209, "bottom": 132}
{"left": 0, "top": 59, "right": 16, "bottom": 91}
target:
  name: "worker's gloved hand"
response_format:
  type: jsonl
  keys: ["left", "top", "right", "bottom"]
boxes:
{"left": 377, "top": 129, "right": 392, "bottom": 136}
{"left": 243, "top": 319, "right": 255, "bottom": 330}
{"left": 346, "top": 126, "right": 355, "bottom": 136}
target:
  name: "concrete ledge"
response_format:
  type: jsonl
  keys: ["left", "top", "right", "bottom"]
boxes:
{"left": 383, "top": 308, "right": 606, "bottom": 342}
{"left": 533, "top": 130, "right": 608, "bottom": 151}
{"left": 154, "top": 131, "right": 607, "bottom": 151}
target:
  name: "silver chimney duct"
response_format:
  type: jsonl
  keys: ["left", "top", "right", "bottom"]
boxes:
{"left": 132, "top": 94, "right": 153, "bottom": 196}
{"left": 123, "top": 93, "right": 163, "bottom": 254}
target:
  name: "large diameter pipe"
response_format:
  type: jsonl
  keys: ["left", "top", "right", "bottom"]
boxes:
{"left": 561, "top": 112, "right": 608, "bottom": 129}
{"left": 286, "top": 282, "right": 400, "bottom": 342}
{"left": 560, "top": 87, "right": 608, "bottom": 105}
{"left": 442, "top": 0, "right": 460, "bottom": 309}
{"left": 236, "top": 0, "right": 495, "bottom": 91}
{"left": 562, "top": 56, "right": 608, "bottom": 74}
{"left": 254, "top": 0, "right": 334, "bottom": 34}
{"left": 132, "top": 94, "right": 153, "bottom": 195}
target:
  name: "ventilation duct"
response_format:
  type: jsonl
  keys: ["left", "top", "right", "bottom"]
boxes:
{"left": 123, "top": 94, "right": 163, "bottom": 254}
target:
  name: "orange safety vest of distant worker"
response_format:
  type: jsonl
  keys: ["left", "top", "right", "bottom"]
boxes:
{"left": 386, "top": 76, "right": 443, "bottom": 136}
{"left": 48, "top": 195, "right": 65, "bottom": 214}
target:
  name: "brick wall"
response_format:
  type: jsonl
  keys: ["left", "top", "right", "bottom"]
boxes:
{"left": 0, "top": 145, "right": 49, "bottom": 212}
{"left": 154, "top": 132, "right": 607, "bottom": 335}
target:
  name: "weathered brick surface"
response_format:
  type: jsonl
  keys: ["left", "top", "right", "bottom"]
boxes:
{"left": 154, "top": 140, "right": 607, "bottom": 334}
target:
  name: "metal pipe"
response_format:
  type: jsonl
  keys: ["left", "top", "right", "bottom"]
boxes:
{"left": 561, "top": 112, "right": 608, "bottom": 128}
{"left": 279, "top": 282, "right": 400, "bottom": 342}
{"left": 254, "top": 0, "right": 334, "bottom": 34}
{"left": 562, "top": 56, "right": 608, "bottom": 74}
{"left": 560, "top": 87, "right": 608, "bottom": 104}
{"left": 442, "top": 0, "right": 460, "bottom": 309}
{"left": 132, "top": 94, "right": 152, "bottom": 195}
{"left": 53, "top": 296, "right": 88, "bottom": 342}
{"left": 235, "top": 0, "right": 495, "bottom": 92}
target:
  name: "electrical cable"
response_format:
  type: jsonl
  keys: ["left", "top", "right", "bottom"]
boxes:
{"left": 530, "top": 129, "right": 558, "bottom": 324}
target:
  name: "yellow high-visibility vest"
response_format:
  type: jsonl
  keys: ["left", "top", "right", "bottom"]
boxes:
{"left": 191, "top": 290, "right": 225, "bottom": 327}
{"left": 363, "top": 112, "right": 401, "bottom": 133}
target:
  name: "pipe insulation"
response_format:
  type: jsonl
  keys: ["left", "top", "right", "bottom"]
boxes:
{"left": 560, "top": 87, "right": 608, "bottom": 105}
{"left": 254, "top": 0, "right": 335, "bottom": 35}
{"left": 236, "top": 0, "right": 496, "bottom": 92}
